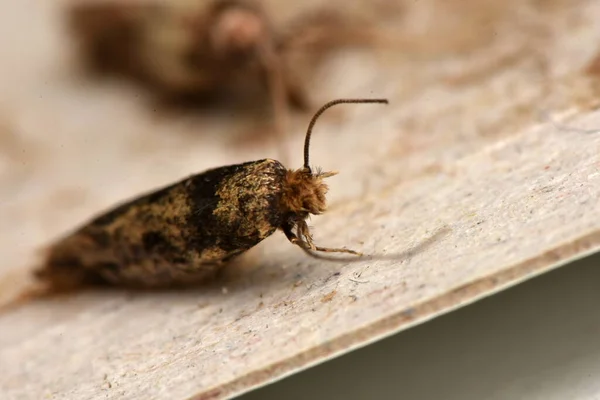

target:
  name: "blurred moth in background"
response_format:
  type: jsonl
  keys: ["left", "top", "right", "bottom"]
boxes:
{"left": 66, "top": 0, "right": 379, "bottom": 144}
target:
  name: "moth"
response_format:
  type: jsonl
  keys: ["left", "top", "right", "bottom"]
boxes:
{"left": 67, "top": 0, "right": 302, "bottom": 109}
{"left": 35, "top": 98, "right": 388, "bottom": 290}
{"left": 66, "top": 0, "right": 378, "bottom": 110}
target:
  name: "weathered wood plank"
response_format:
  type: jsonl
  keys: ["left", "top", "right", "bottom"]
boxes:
{"left": 1, "top": 0, "right": 600, "bottom": 399}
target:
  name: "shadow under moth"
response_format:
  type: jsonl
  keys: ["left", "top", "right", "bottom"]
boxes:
{"left": 35, "top": 98, "right": 388, "bottom": 292}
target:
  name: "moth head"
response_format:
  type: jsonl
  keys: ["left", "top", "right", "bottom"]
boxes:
{"left": 281, "top": 98, "right": 389, "bottom": 219}
{"left": 282, "top": 168, "right": 337, "bottom": 217}
{"left": 207, "top": 0, "right": 268, "bottom": 58}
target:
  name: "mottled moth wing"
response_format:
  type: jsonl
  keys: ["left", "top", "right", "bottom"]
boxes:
{"left": 38, "top": 159, "right": 287, "bottom": 288}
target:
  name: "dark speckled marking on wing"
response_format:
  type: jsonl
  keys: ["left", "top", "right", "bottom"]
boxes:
{"left": 40, "top": 159, "right": 288, "bottom": 288}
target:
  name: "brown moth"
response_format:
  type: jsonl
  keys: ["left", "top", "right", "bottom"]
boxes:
{"left": 67, "top": 0, "right": 305, "bottom": 108}
{"left": 35, "top": 98, "right": 388, "bottom": 290}
{"left": 66, "top": 0, "right": 381, "bottom": 111}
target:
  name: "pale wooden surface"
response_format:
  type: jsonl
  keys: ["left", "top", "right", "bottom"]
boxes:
{"left": 242, "top": 254, "right": 600, "bottom": 400}
{"left": 1, "top": 0, "right": 600, "bottom": 399}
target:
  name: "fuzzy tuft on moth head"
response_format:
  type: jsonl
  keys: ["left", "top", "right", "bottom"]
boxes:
{"left": 278, "top": 98, "right": 389, "bottom": 256}
{"left": 281, "top": 168, "right": 336, "bottom": 216}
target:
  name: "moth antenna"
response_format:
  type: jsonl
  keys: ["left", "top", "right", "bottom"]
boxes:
{"left": 303, "top": 98, "right": 389, "bottom": 170}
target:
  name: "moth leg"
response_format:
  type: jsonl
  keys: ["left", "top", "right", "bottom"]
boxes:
{"left": 294, "top": 221, "right": 314, "bottom": 249}
{"left": 281, "top": 68, "right": 310, "bottom": 111}
{"left": 311, "top": 245, "right": 362, "bottom": 256}
{"left": 282, "top": 222, "right": 311, "bottom": 249}
{"left": 283, "top": 222, "right": 362, "bottom": 256}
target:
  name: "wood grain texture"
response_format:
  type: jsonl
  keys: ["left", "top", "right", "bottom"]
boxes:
{"left": 1, "top": 0, "right": 600, "bottom": 399}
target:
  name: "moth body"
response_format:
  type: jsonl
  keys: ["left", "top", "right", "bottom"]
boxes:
{"left": 38, "top": 160, "right": 333, "bottom": 288}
